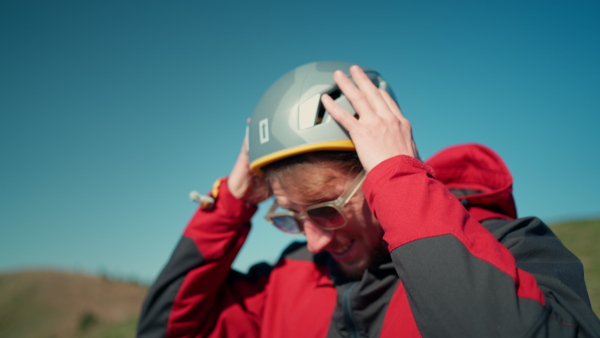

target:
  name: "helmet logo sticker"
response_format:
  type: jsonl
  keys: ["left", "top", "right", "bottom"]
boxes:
{"left": 245, "top": 125, "right": 250, "bottom": 151}
{"left": 259, "top": 118, "right": 269, "bottom": 144}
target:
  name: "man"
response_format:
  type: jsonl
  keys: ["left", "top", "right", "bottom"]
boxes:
{"left": 138, "top": 61, "right": 600, "bottom": 337}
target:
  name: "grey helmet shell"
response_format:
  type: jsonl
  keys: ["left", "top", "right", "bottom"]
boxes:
{"left": 247, "top": 61, "right": 393, "bottom": 173}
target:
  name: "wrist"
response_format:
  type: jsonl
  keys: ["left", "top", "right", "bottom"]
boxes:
{"left": 211, "top": 178, "right": 258, "bottom": 220}
{"left": 227, "top": 176, "right": 248, "bottom": 201}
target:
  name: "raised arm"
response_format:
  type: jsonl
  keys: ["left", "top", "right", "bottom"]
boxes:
{"left": 137, "top": 138, "right": 271, "bottom": 338}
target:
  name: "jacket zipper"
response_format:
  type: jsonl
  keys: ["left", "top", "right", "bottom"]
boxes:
{"left": 342, "top": 282, "right": 360, "bottom": 338}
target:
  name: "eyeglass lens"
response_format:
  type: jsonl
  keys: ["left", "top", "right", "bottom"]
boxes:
{"left": 272, "top": 215, "right": 302, "bottom": 234}
{"left": 306, "top": 206, "right": 345, "bottom": 228}
{"left": 271, "top": 205, "right": 345, "bottom": 233}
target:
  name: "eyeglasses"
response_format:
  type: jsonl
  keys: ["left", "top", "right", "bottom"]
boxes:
{"left": 265, "top": 170, "right": 366, "bottom": 234}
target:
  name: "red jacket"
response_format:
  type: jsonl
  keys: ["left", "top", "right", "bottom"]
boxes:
{"left": 138, "top": 144, "right": 600, "bottom": 337}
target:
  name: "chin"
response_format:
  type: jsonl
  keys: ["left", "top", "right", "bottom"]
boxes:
{"left": 337, "top": 260, "right": 369, "bottom": 280}
{"left": 337, "top": 244, "right": 390, "bottom": 280}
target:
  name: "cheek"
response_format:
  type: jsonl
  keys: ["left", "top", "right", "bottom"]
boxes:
{"left": 361, "top": 200, "right": 379, "bottom": 226}
{"left": 346, "top": 199, "right": 383, "bottom": 237}
{"left": 357, "top": 197, "right": 379, "bottom": 226}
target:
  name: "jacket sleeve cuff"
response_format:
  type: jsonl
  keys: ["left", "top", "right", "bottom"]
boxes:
{"left": 208, "top": 178, "right": 258, "bottom": 223}
{"left": 363, "top": 155, "right": 434, "bottom": 198}
{"left": 184, "top": 178, "right": 257, "bottom": 261}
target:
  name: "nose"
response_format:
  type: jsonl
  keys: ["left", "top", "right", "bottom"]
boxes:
{"left": 303, "top": 220, "right": 334, "bottom": 254}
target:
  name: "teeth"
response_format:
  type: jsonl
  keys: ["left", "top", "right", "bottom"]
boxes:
{"left": 334, "top": 242, "right": 352, "bottom": 254}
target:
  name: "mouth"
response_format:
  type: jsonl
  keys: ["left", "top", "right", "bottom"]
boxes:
{"left": 331, "top": 240, "right": 354, "bottom": 257}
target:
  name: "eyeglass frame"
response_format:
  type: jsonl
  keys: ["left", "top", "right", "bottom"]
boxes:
{"left": 264, "top": 170, "right": 367, "bottom": 234}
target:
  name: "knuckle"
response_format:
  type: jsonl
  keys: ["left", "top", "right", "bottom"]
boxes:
{"left": 399, "top": 117, "right": 411, "bottom": 128}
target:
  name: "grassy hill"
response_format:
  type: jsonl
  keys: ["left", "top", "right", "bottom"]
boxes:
{"left": 551, "top": 218, "right": 600, "bottom": 316}
{"left": 0, "top": 219, "right": 597, "bottom": 337}
{"left": 0, "top": 270, "right": 148, "bottom": 338}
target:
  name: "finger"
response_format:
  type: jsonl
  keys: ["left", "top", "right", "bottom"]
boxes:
{"left": 332, "top": 70, "right": 376, "bottom": 118}
{"left": 321, "top": 93, "right": 359, "bottom": 131}
{"left": 379, "top": 89, "right": 403, "bottom": 120}
{"left": 349, "top": 65, "right": 390, "bottom": 116}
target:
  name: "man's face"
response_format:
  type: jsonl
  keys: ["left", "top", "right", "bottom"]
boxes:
{"left": 270, "top": 165, "right": 388, "bottom": 279}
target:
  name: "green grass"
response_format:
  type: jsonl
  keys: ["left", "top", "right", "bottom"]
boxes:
{"left": 78, "top": 317, "right": 139, "bottom": 338}
{"left": 551, "top": 218, "right": 600, "bottom": 316}
{"left": 0, "top": 270, "right": 147, "bottom": 338}
{"left": 0, "top": 272, "right": 61, "bottom": 338}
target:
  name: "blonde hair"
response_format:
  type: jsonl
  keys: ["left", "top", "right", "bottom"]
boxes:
{"left": 263, "top": 151, "right": 362, "bottom": 196}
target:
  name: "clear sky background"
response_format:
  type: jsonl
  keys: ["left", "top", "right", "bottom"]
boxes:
{"left": 1, "top": 1, "right": 599, "bottom": 283}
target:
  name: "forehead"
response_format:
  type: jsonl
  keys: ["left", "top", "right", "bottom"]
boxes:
{"left": 270, "top": 165, "right": 353, "bottom": 206}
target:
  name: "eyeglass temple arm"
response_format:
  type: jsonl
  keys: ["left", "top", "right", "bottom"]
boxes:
{"left": 339, "top": 170, "right": 367, "bottom": 204}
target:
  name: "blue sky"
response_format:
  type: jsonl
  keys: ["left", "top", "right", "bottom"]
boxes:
{"left": 1, "top": 1, "right": 599, "bottom": 283}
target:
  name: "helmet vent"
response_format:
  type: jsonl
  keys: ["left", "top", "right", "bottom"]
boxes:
{"left": 315, "top": 88, "right": 342, "bottom": 124}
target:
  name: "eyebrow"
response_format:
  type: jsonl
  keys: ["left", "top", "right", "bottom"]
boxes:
{"left": 277, "top": 192, "right": 341, "bottom": 211}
